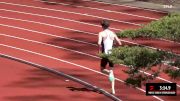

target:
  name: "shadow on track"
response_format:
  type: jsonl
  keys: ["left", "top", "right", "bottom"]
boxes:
{"left": 41, "top": 0, "right": 85, "bottom": 6}
{"left": 67, "top": 86, "right": 103, "bottom": 94}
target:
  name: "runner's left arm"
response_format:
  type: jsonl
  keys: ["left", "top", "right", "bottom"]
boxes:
{"left": 115, "top": 34, "right": 122, "bottom": 46}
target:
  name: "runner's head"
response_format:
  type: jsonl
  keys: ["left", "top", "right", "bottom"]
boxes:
{"left": 101, "top": 20, "right": 110, "bottom": 29}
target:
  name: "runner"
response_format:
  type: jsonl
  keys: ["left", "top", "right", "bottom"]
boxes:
{"left": 98, "top": 20, "right": 122, "bottom": 94}
{"left": 98, "top": 20, "right": 122, "bottom": 73}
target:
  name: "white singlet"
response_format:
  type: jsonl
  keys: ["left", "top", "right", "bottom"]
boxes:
{"left": 101, "top": 29, "right": 115, "bottom": 54}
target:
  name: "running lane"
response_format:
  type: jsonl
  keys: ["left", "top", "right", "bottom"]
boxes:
{"left": 0, "top": 0, "right": 179, "bottom": 55}
{"left": 0, "top": 57, "right": 112, "bottom": 101}
{"left": 36, "top": 0, "right": 168, "bottom": 19}
{"left": 0, "top": 1, "right": 140, "bottom": 30}
{"left": 1, "top": 0, "right": 179, "bottom": 101}
{"left": 0, "top": 8, "right": 179, "bottom": 86}
{"left": 1, "top": 26, "right": 180, "bottom": 86}
{"left": 0, "top": 0, "right": 158, "bottom": 24}
{"left": 1, "top": 34, "right": 180, "bottom": 101}
{"left": 0, "top": 19, "right": 179, "bottom": 86}
{"left": 0, "top": 46, "right": 160, "bottom": 101}
{"left": 0, "top": 15, "right": 179, "bottom": 54}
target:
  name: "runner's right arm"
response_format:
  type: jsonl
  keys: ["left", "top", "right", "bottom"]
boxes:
{"left": 98, "top": 33, "right": 102, "bottom": 53}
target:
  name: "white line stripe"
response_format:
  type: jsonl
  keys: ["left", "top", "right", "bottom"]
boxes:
{"left": 0, "top": 16, "right": 97, "bottom": 36}
{"left": 163, "top": 62, "right": 179, "bottom": 70}
{"left": 0, "top": 15, "right": 179, "bottom": 55}
{"left": 159, "top": 38, "right": 180, "bottom": 45}
{"left": 1, "top": 23, "right": 179, "bottom": 71}
{"left": 0, "top": 43, "right": 164, "bottom": 101}
{"left": 139, "top": 70, "right": 180, "bottom": 87}
{"left": 0, "top": 44, "right": 108, "bottom": 78}
{"left": 34, "top": 0, "right": 158, "bottom": 20}
{"left": 82, "top": 0, "right": 167, "bottom": 13}
{"left": 0, "top": 16, "right": 168, "bottom": 50}
{"left": 0, "top": 8, "right": 121, "bottom": 31}
{"left": 0, "top": 23, "right": 97, "bottom": 46}
{"left": 0, "top": 0, "right": 179, "bottom": 91}
{"left": 118, "top": 63, "right": 180, "bottom": 87}
{"left": 0, "top": 53, "right": 121, "bottom": 101}
{"left": 0, "top": 33, "right": 100, "bottom": 59}
{"left": 0, "top": 15, "right": 179, "bottom": 57}
{"left": 1, "top": 1, "right": 179, "bottom": 46}
{"left": 0, "top": 13, "right": 179, "bottom": 54}
{"left": 1, "top": 7, "right": 179, "bottom": 45}
{"left": 0, "top": 1, "right": 141, "bottom": 26}
{"left": 1, "top": 31, "right": 179, "bottom": 88}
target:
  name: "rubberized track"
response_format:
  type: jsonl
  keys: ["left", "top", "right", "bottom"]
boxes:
{"left": 0, "top": 0, "right": 179, "bottom": 101}
{"left": 0, "top": 56, "right": 115, "bottom": 101}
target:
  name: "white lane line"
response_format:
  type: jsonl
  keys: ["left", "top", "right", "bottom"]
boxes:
{"left": 163, "top": 62, "right": 179, "bottom": 70}
{"left": 0, "top": 16, "right": 96, "bottom": 36}
{"left": 0, "top": 15, "right": 179, "bottom": 56}
{"left": 1, "top": 8, "right": 179, "bottom": 45}
{"left": 82, "top": 0, "right": 167, "bottom": 13}
{"left": 0, "top": 1, "right": 141, "bottom": 26}
{"left": 159, "top": 38, "right": 180, "bottom": 45}
{"left": 0, "top": 43, "right": 164, "bottom": 101}
{"left": 1, "top": 15, "right": 180, "bottom": 57}
{"left": 34, "top": 0, "right": 158, "bottom": 20}
{"left": 0, "top": 23, "right": 97, "bottom": 46}
{"left": 0, "top": 53, "right": 121, "bottom": 101}
{"left": 0, "top": 8, "right": 121, "bottom": 31}
{"left": 139, "top": 70, "right": 180, "bottom": 87}
{"left": 0, "top": 33, "right": 99, "bottom": 59}
{"left": 1, "top": 2, "right": 178, "bottom": 45}
{"left": 1, "top": 32, "right": 179, "bottom": 88}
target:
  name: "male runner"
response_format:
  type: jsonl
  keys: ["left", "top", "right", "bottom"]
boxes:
{"left": 98, "top": 20, "right": 122, "bottom": 94}
{"left": 98, "top": 20, "right": 122, "bottom": 73}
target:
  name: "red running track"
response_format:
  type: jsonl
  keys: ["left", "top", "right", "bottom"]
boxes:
{"left": 37, "top": 0, "right": 167, "bottom": 19}
{"left": 0, "top": 57, "right": 113, "bottom": 101}
{"left": 0, "top": 12, "right": 179, "bottom": 54}
{"left": 1, "top": 45, "right": 159, "bottom": 101}
{"left": 0, "top": 0, "right": 179, "bottom": 101}
{"left": 0, "top": 0, "right": 179, "bottom": 54}
{"left": 0, "top": 32, "right": 180, "bottom": 101}
{"left": 0, "top": 29, "right": 180, "bottom": 86}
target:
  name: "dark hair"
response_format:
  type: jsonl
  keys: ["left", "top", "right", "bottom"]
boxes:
{"left": 101, "top": 20, "right": 110, "bottom": 29}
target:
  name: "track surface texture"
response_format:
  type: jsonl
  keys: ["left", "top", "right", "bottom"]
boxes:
{"left": 0, "top": 0, "right": 179, "bottom": 101}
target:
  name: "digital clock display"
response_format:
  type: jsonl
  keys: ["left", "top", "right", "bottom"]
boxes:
{"left": 146, "top": 83, "right": 176, "bottom": 96}
{"left": 159, "top": 86, "right": 171, "bottom": 91}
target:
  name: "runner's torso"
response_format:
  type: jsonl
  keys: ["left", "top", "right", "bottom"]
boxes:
{"left": 100, "top": 29, "right": 115, "bottom": 54}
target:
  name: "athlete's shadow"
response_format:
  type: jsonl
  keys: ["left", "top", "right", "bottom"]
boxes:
{"left": 41, "top": 0, "right": 84, "bottom": 6}
{"left": 67, "top": 86, "right": 102, "bottom": 94}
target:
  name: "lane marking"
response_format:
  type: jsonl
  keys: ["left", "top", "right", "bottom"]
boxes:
{"left": 1, "top": 32, "right": 179, "bottom": 88}
{"left": 0, "top": 23, "right": 97, "bottom": 46}
{"left": 1, "top": 8, "right": 179, "bottom": 45}
{"left": 0, "top": 8, "right": 121, "bottom": 31}
{"left": 0, "top": 16, "right": 97, "bottom": 36}
{"left": 1, "top": 2, "right": 178, "bottom": 45}
{"left": 139, "top": 70, "right": 180, "bottom": 87}
{"left": 82, "top": 0, "right": 167, "bottom": 13}
{"left": 0, "top": 33, "right": 100, "bottom": 59}
{"left": 1, "top": 23, "right": 179, "bottom": 70}
{"left": 0, "top": 15, "right": 179, "bottom": 56}
{"left": 34, "top": 0, "right": 158, "bottom": 20}
{"left": 0, "top": 53, "right": 121, "bottom": 101}
{"left": 0, "top": 1, "right": 141, "bottom": 26}
{"left": 0, "top": 43, "right": 164, "bottom": 101}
